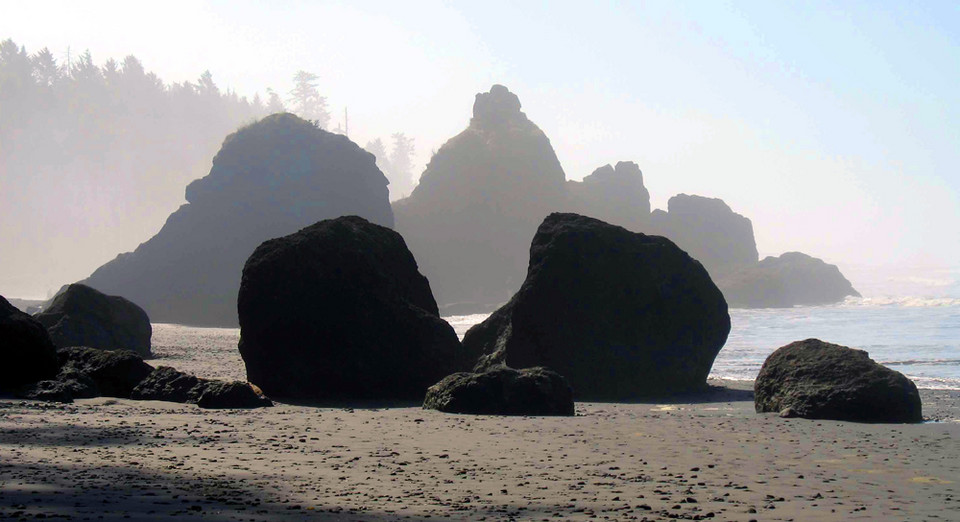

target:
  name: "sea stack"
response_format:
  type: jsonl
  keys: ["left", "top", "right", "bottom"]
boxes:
{"left": 83, "top": 113, "right": 393, "bottom": 326}
{"left": 237, "top": 216, "right": 470, "bottom": 403}
{"left": 463, "top": 213, "right": 731, "bottom": 399}
{"left": 719, "top": 252, "right": 861, "bottom": 308}
{"left": 393, "top": 85, "right": 568, "bottom": 314}
{"left": 566, "top": 161, "right": 651, "bottom": 232}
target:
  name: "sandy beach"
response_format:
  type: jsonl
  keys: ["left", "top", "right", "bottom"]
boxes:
{"left": 2, "top": 324, "right": 958, "bottom": 521}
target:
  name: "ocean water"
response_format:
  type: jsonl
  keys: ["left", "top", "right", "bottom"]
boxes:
{"left": 447, "top": 296, "right": 960, "bottom": 390}
{"left": 153, "top": 297, "right": 960, "bottom": 391}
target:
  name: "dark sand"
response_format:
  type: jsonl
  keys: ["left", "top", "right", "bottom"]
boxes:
{"left": 1, "top": 324, "right": 957, "bottom": 520}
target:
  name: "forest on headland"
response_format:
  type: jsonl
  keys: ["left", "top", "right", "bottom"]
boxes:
{"left": 0, "top": 38, "right": 415, "bottom": 298}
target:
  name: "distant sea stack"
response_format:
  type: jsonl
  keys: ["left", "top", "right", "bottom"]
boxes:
{"left": 649, "top": 194, "right": 759, "bottom": 280}
{"left": 719, "top": 252, "right": 861, "bottom": 308}
{"left": 566, "top": 161, "right": 651, "bottom": 232}
{"left": 393, "top": 85, "right": 568, "bottom": 314}
{"left": 464, "top": 213, "right": 730, "bottom": 399}
{"left": 83, "top": 113, "right": 393, "bottom": 326}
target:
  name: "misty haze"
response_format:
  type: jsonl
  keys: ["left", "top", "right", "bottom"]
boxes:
{"left": 1, "top": 2, "right": 958, "bottom": 521}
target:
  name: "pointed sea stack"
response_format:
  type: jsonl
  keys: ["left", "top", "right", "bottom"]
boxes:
{"left": 393, "top": 85, "right": 568, "bottom": 314}
{"left": 83, "top": 114, "right": 393, "bottom": 326}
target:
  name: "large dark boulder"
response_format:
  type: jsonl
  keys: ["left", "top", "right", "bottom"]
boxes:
{"left": 463, "top": 213, "right": 731, "bottom": 399}
{"left": 424, "top": 367, "right": 574, "bottom": 416}
{"left": 566, "top": 161, "right": 650, "bottom": 232}
{"left": 719, "top": 252, "right": 860, "bottom": 308}
{"left": 394, "top": 85, "right": 568, "bottom": 313}
{"left": 34, "top": 284, "right": 152, "bottom": 357}
{"left": 1, "top": 295, "right": 59, "bottom": 390}
{"left": 83, "top": 113, "right": 394, "bottom": 326}
{"left": 57, "top": 346, "right": 154, "bottom": 398}
{"left": 755, "top": 339, "right": 922, "bottom": 423}
{"left": 238, "top": 215, "right": 471, "bottom": 403}
{"left": 649, "top": 194, "right": 759, "bottom": 280}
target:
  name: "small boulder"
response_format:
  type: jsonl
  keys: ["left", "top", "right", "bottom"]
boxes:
{"left": 0, "top": 295, "right": 59, "bottom": 390}
{"left": 238, "top": 215, "right": 471, "bottom": 402}
{"left": 131, "top": 366, "right": 206, "bottom": 403}
{"left": 424, "top": 367, "right": 574, "bottom": 416}
{"left": 195, "top": 381, "right": 273, "bottom": 409}
{"left": 754, "top": 339, "right": 922, "bottom": 423}
{"left": 463, "top": 213, "right": 731, "bottom": 399}
{"left": 35, "top": 284, "right": 152, "bottom": 357}
{"left": 57, "top": 346, "right": 154, "bottom": 398}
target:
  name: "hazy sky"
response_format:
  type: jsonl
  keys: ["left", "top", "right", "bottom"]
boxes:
{"left": 3, "top": 0, "right": 958, "bottom": 297}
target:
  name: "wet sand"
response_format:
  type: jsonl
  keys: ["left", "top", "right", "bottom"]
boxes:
{"left": 1, "top": 325, "right": 957, "bottom": 520}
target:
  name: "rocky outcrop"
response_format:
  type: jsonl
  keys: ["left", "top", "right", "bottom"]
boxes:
{"left": 649, "top": 194, "right": 759, "bottom": 280}
{"left": 131, "top": 366, "right": 271, "bottom": 408}
{"left": 83, "top": 113, "right": 393, "bottom": 326}
{"left": 424, "top": 366, "right": 574, "bottom": 416}
{"left": 56, "top": 346, "right": 154, "bottom": 398}
{"left": 195, "top": 381, "right": 272, "bottom": 409}
{"left": 238, "top": 215, "right": 471, "bottom": 403}
{"left": 718, "top": 252, "right": 860, "bottom": 308}
{"left": 566, "top": 161, "right": 650, "bottom": 232}
{"left": 393, "top": 85, "right": 568, "bottom": 313}
{"left": 463, "top": 213, "right": 731, "bottom": 399}
{"left": 755, "top": 339, "right": 922, "bottom": 423}
{"left": 0, "top": 295, "right": 59, "bottom": 390}
{"left": 34, "top": 284, "right": 152, "bottom": 357}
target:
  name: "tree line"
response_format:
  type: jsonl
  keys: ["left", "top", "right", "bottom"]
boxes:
{"left": 0, "top": 37, "right": 416, "bottom": 298}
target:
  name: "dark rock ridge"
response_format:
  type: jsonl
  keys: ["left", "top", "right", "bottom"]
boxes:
{"left": 393, "top": 85, "right": 568, "bottom": 313}
{"left": 132, "top": 366, "right": 272, "bottom": 408}
{"left": 0, "top": 295, "right": 59, "bottom": 390}
{"left": 566, "top": 161, "right": 650, "bottom": 232}
{"left": 19, "top": 348, "right": 272, "bottom": 407}
{"left": 83, "top": 113, "right": 393, "bottom": 326}
{"left": 55, "top": 346, "right": 154, "bottom": 398}
{"left": 649, "top": 194, "right": 759, "bottom": 280}
{"left": 719, "top": 252, "right": 861, "bottom": 308}
{"left": 755, "top": 339, "right": 922, "bottom": 423}
{"left": 34, "top": 284, "right": 152, "bottom": 357}
{"left": 424, "top": 366, "right": 574, "bottom": 416}
{"left": 463, "top": 213, "right": 731, "bottom": 399}
{"left": 238, "top": 215, "right": 471, "bottom": 403}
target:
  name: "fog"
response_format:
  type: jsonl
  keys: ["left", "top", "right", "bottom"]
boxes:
{"left": 2, "top": 1, "right": 958, "bottom": 299}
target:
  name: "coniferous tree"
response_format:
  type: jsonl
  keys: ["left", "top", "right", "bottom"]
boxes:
{"left": 288, "top": 70, "right": 330, "bottom": 129}
{"left": 388, "top": 132, "right": 416, "bottom": 199}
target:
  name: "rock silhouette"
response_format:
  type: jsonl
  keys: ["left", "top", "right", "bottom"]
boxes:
{"left": 719, "top": 252, "right": 861, "bottom": 308}
{"left": 649, "top": 194, "right": 759, "bottom": 280}
{"left": 0, "top": 295, "right": 59, "bottom": 390}
{"left": 238, "top": 215, "right": 470, "bottom": 403}
{"left": 424, "top": 366, "right": 574, "bottom": 416}
{"left": 566, "top": 161, "right": 650, "bottom": 232}
{"left": 393, "top": 85, "right": 568, "bottom": 313}
{"left": 463, "top": 213, "right": 731, "bottom": 399}
{"left": 755, "top": 339, "right": 922, "bottom": 423}
{"left": 83, "top": 113, "right": 393, "bottom": 326}
{"left": 34, "top": 283, "right": 152, "bottom": 357}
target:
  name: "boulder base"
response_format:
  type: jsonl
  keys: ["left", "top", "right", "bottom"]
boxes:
{"left": 424, "top": 367, "right": 574, "bottom": 416}
{"left": 238, "top": 216, "right": 470, "bottom": 403}
{"left": 0, "top": 295, "right": 59, "bottom": 390}
{"left": 463, "top": 213, "right": 730, "bottom": 399}
{"left": 754, "top": 339, "right": 922, "bottom": 423}
{"left": 34, "top": 284, "right": 152, "bottom": 357}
